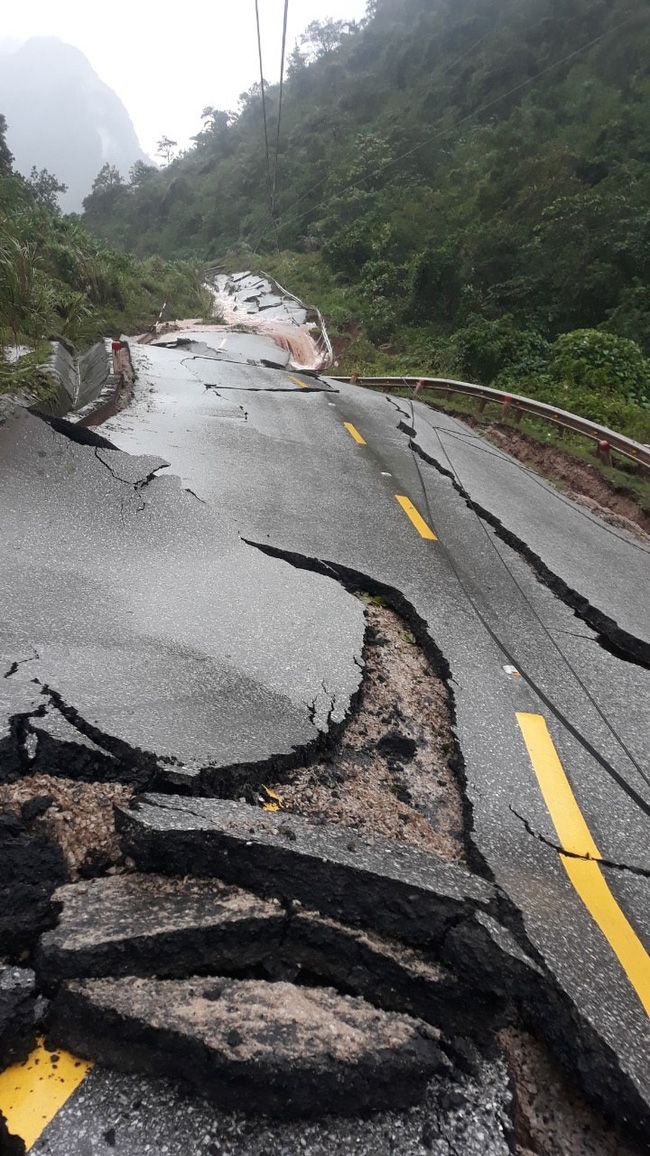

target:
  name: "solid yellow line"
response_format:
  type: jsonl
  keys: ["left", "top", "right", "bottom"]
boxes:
{"left": 343, "top": 422, "right": 366, "bottom": 445}
{"left": 395, "top": 495, "right": 437, "bottom": 540}
{"left": 0, "top": 1038, "right": 92, "bottom": 1150}
{"left": 290, "top": 375, "right": 309, "bottom": 389}
{"left": 517, "top": 712, "right": 650, "bottom": 1016}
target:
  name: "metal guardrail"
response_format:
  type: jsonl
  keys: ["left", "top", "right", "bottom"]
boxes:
{"left": 331, "top": 375, "right": 650, "bottom": 472}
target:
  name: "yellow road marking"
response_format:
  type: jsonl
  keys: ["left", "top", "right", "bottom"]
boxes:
{"left": 395, "top": 495, "right": 437, "bottom": 540}
{"left": 343, "top": 422, "right": 366, "bottom": 445}
{"left": 517, "top": 712, "right": 650, "bottom": 1016}
{"left": 290, "top": 375, "right": 309, "bottom": 389}
{"left": 0, "top": 1038, "right": 91, "bottom": 1150}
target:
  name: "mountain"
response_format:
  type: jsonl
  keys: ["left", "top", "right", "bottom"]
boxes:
{"left": 0, "top": 37, "right": 150, "bottom": 211}
{"left": 78, "top": 0, "right": 650, "bottom": 391}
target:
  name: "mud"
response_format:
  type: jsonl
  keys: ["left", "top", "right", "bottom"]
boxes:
{"left": 0, "top": 776, "right": 132, "bottom": 878}
{"left": 499, "top": 1027, "right": 644, "bottom": 1156}
{"left": 267, "top": 602, "right": 465, "bottom": 862}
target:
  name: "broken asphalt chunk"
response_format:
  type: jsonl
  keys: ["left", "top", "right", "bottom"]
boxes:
{"left": 0, "top": 812, "right": 67, "bottom": 955}
{"left": 0, "top": 965, "right": 40, "bottom": 1068}
{"left": 116, "top": 796, "right": 496, "bottom": 948}
{"left": 48, "top": 976, "right": 446, "bottom": 1116}
{"left": 37, "top": 874, "right": 286, "bottom": 985}
{"left": 36, "top": 874, "right": 499, "bottom": 1034}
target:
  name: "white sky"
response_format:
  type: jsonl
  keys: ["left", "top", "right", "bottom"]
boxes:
{"left": 2, "top": 0, "right": 368, "bottom": 157}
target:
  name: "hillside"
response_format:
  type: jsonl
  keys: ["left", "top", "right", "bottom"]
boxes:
{"left": 0, "top": 116, "right": 209, "bottom": 398}
{"left": 0, "top": 38, "right": 150, "bottom": 211}
{"left": 79, "top": 0, "right": 650, "bottom": 435}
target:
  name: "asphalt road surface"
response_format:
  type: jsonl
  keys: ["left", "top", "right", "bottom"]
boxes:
{"left": 1, "top": 332, "right": 649, "bottom": 1153}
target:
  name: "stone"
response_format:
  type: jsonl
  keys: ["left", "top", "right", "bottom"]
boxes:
{"left": 49, "top": 976, "right": 447, "bottom": 1117}
{"left": 0, "top": 965, "right": 38, "bottom": 1069}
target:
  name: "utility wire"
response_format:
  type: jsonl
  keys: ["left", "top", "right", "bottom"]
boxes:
{"left": 259, "top": 24, "right": 497, "bottom": 235}
{"left": 403, "top": 395, "right": 650, "bottom": 817}
{"left": 271, "top": 0, "right": 290, "bottom": 218}
{"left": 391, "top": 401, "right": 650, "bottom": 556}
{"left": 256, "top": 12, "right": 640, "bottom": 248}
{"left": 254, "top": 0, "right": 275, "bottom": 226}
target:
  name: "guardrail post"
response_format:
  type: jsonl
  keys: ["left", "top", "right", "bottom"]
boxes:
{"left": 597, "top": 439, "right": 612, "bottom": 467}
{"left": 477, "top": 397, "right": 487, "bottom": 414}
{"left": 513, "top": 406, "right": 522, "bottom": 424}
{"left": 111, "top": 340, "right": 122, "bottom": 375}
{"left": 415, "top": 379, "right": 425, "bottom": 395}
{"left": 501, "top": 394, "right": 512, "bottom": 419}
{"left": 351, "top": 372, "right": 359, "bottom": 384}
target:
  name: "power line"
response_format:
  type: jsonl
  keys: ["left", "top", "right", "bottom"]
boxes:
{"left": 403, "top": 395, "right": 650, "bottom": 817}
{"left": 395, "top": 403, "right": 650, "bottom": 556}
{"left": 257, "top": 11, "right": 639, "bottom": 248}
{"left": 271, "top": 0, "right": 290, "bottom": 218}
{"left": 254, "top": 0, "right": 275, "bottom": 225}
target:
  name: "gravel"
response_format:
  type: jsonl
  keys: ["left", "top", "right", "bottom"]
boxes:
{"left": 0, "top": 776, "right": 132, "bottom": 878}
{"left": 268, "top": 602, "right": 465, "bottom": 861}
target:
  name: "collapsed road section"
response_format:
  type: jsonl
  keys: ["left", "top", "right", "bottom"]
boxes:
{"left": 1, "top": 312, "right": 649, "bottom": 1154}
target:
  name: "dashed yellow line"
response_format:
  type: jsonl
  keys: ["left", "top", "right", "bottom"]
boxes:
{"left": 517, "top": 712, "right": 650, "bottom": 1016}
{"left": 395, "top": 495, "right": 437, "bottom": 540}
{"left": 343, "top": 422, "right": 366, "bottom": 445}
{"left": 290, "top": 375, "right": 309, "bottom": 389}
{"left": 0, "top": 1038, "right": 92, "bottom": 1150}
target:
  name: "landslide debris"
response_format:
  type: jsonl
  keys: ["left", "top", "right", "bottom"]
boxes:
{"left": 499, "top": 1027, "right": 645, "bottom": 1156}
{"left": 266, "top": 601, "right": 466, "bottom": 861}
{"left": 0, "top": 776, "right": 131, "bottom": 878}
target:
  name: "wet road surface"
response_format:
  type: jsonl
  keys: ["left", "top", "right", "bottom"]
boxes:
{"left": 1, "top": 330, "right": 649, "bottom": 1152}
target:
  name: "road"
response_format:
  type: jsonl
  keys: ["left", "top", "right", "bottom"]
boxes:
{"left": 1, "top": 327, "right": 649, "bottom": 1154}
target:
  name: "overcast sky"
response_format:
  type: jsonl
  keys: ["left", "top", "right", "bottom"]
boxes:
{"left": 2, "top": 0, "right": 368, "bottom": 157}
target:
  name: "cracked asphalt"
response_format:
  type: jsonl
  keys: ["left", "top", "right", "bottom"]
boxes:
{"left": 1, "top": 327, "right": 649, "bottom": 1151}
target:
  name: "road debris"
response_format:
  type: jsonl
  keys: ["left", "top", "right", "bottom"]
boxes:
{"left": 49, "top": 976, "right": 446, "bottom": 1117}
{"left": 268, "top": 602, "right": 466, "bottom": 860}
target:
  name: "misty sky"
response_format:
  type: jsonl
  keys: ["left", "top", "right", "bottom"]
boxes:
{"left": 2, "top": 0, "right": 368, "bottom": 158}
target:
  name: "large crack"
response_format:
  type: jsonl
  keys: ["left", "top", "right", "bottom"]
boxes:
{"left": 399, "top": 420, "right": 650, "bottom": 668}
{"left": 241, "top": 538, "right": 490, "bottom": 881}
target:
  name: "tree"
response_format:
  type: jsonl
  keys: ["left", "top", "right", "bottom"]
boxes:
{"left": 26, "top": 166, "right": 67, "bottom": 212}
{"left": 91, "top": 163, "right": 124, "bottom": 192}
{"left": 129, "top": 160, "right": 157, "bottom": 188}
{"left": 0, "top": 114, "right": 13, "bottom": 177}
{"left": 300, "top": 18, "right": 354, "bottom": 62}
{"left": 156, "top": 136, "right": 177, "bottom": 165}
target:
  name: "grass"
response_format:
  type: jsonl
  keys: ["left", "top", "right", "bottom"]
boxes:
{"left": 0, "top": 341, "right": 60, "bottom": 404}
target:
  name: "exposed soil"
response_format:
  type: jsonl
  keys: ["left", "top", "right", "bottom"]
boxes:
{"left": 499, "top": 1027, "right": 643, "bottom": 1156}
{"left": 420, "top": 400, "right": 650, "bottom": 537}
{"left": 0, "top": 776, "right": 132, "bottom": 878}
{"left": 268, "top": 601, "right": 465, "bottom": 862}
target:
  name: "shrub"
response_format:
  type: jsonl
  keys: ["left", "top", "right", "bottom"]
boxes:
{"left": 451, "top": 314, "right": 549, "bottom": 384}
{"left": 548, "top": 329, "right": 650, "bottom": 404}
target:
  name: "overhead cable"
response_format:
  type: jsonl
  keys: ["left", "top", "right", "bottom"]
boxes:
{"left": 404, "top": 396, "right": 650, "bottom": 818}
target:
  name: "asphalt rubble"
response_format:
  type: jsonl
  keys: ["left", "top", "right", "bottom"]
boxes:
{"left": 1, "top": 594, "right": 649, "bottom": 1154}
{"left": 1, "top": 369, "right": 648, "bottom": 1154}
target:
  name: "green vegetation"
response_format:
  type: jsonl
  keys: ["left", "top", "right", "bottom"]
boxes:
{"left": 0, "top": 114, "right": 210, "bottom": 396}
{"left": 78, "top": 0, "right": 650, "bottom": 442}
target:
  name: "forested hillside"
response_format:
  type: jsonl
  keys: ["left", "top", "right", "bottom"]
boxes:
{"left": 82, "top": 0, "right": 650, "bottom": 434}
{"left": 0, "top": 116, "right": 208, "bottom": 395}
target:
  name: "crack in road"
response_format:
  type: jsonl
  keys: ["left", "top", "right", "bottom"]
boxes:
{"left": 3, "top": 650, "right": 39, "bottom": 678}
{"left": 511, "top": 807, "right": 650, "bottom": 878}
{"left": 398, "top": 421, "right": 650, "bottom": 669}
